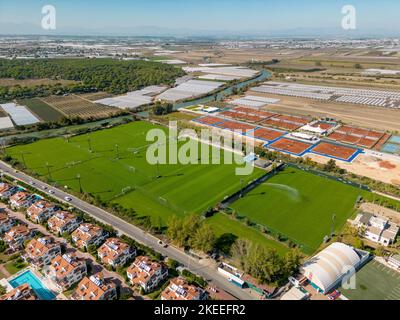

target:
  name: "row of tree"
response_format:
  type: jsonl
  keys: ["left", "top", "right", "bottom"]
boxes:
{"left": 167, "top": 215, "right": 216, "bottom": 253}
{"left": 231, "top": 239, "right": 303, "bottom": 285}
{"left": 0, "top": 58, "right": 185, "bottom": 100}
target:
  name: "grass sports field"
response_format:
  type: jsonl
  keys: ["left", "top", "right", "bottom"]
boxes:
{"left": 206, "top": 213, "right": 289, "bottom": 256}
{"left": 6, "top": 121, "right": 264, "bottom": 223}
{"left": 340, "top": 260, "right": 400, "bottom": 300}
{"left": 230, "top": 167, "right": 367, "bottom": 253}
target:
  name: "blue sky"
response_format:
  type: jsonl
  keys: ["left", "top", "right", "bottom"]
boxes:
{"left": 0, "top": 0, "right": 399, "bottom": 36}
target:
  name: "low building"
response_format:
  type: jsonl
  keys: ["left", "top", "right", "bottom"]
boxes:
{"left": 0, "top": 183, "right": 19, "bottom": 199}
{"left": 27, "top": 200, "right": 57, "bottom": 223}
{"left": 161, "top": 277, "right": 207, "bottom": 300}
{"left": 47, "top": 211, "right": 80, "bottom": 235}
{"left": 0, "top": 284, "right": 37, "bottom": 300}
{"left": 388, "top": 254, "right": 400, "bottom": 270}
{"left": 280, "top": 286, "right": 310, "bottom": 300}
{"left": 71, "top": 223, "right": 106, "bottom": 249}
{"left": 0, "top": 211, "right": 15, "bottom": 234}
{"left": 24, "top": 237, "right": 61, "bottom": 269}
{"left": 3, "top": 225, "right": 33, "bottom": 250}
{"left": 353, "top": 212, "right": 399, "bottom": 246}
{"left": 301, "top": 242, "right": 369, "bottom": 294}
{"left": 9, "top": 191, "right": 38, "bottom": 209}
{"left": 98, "top": 238, "right": 136, "bottom": 268}
{"left": 126, "top": 256, "right": 168, "bottom": 292}
{"left": 46, "top": 253, "right": 87, "bottom": 291}
{"left": 71, "top": 273, "right": 117, "bottom": 301}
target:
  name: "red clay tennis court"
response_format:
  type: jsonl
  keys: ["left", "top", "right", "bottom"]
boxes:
{"left": 311, "top": 142, "right": 359, "bottom": 161}
{"left": 219, "top": 110, "right": 264, "bottom": 123}
{"left": 195, "top": 116, "right": 225, "bottom": 125}
{"left": 215, "top": 120, "right": 256, "bottom": 132}
{"left": 268, "top": 138, "right": 313, "bottom": 155}
{"left": 262, "top": 114, "right": 310, "bottom": 131}
{"left": 311, "top": 121, "right": 337, "bottom": 131}
{"left": 328, "top": 125, "right": 385, "bottom": 148}
{"left": 249, "top": 127, "right": 286, "bottom": 142}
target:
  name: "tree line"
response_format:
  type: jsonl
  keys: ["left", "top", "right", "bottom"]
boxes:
{"left": 0, "top": 58, "right": 185, "bottom": 101}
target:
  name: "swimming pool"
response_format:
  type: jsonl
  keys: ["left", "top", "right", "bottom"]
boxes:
{"left": 9, "top": 270, "right": 56, "bottom": 300}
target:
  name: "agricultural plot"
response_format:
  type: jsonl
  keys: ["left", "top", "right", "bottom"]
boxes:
{"left": 229, "top": 167, "right": 368, "bottom": 253}
{"left": 340, "top": 260, "right": 400, "bottom": 300}
{"left": 18, "top": 98, "right": 64, "bottom": 122}
{"left": 42, "top": 94, "right": 119, "bottom": 119}
{"left": 6, "top": 121, "right": 264, "bottom": 222}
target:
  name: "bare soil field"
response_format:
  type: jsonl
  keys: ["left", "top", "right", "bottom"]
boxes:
{"left": 79, "top": 92, "right": 113, "bottom": 101}
{"left": 248, "top": 91, "right": 400, "bottom": 132}
{"left": 42, "top": 94, "right": 119, "bottom": 119}
{"left": 307, "top": 153, "right": 400, "bottom": 186}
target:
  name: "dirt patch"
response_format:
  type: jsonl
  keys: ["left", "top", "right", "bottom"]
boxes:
{"left": 379, "top": 161, "right": 397, "bottom": 170}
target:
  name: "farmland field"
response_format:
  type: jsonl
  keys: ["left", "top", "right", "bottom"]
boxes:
{"left": 41, "top": 94, "right": 119, "bottom": 119}
{"left": 230, "top": 167, "right": 369, "bottom": 254}
{"left": 6, "top": 121, "right": 264, "bottom": 222}
{"left": 18, "top": 98, "right": 64, "bottom": 122}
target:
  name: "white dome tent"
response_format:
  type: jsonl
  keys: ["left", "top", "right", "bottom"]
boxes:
{"left": 301, "top": 242, "right": 368, "bottom": 294}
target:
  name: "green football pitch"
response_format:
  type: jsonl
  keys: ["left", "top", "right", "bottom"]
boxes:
{"left": 340, "top": 260, "right": 400, "bottom": 300}
{"left": 230, "top": 167, "right": 369, "bottom": 253}
{"left": 6, "top": 121, "right": 264, "bottom": 223}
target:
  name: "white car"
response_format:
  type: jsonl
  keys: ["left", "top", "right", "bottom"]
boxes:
{"left": 49, "top": 190, "right": 55, "bottom": 194}
{"left": 64, "top": 196, "right": 72, "bottom": 202}
{"left": 29, "top": 181, "right": 35, "bottom": 186}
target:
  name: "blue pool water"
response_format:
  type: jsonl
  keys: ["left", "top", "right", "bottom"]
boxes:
{"left": 389, "top": 136, "right": 400, "bottom": 144}
{"left": 382, "top": 143, "right": 400, "bottom": 154}
{"left": 9, "top": 270, "right": 56, "bottom": 300}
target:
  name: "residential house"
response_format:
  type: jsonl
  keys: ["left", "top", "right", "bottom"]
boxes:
{"left": 47, "top": 211, "right": 80, "bottom": 235}
{"left": 3, "top": 225, "right": 33, "bottom": 250}
{"left": 70, "top": 273, "right": 117, "bottom": 301}
{"left": 24, "top": 236, "right": 62, "bottom": 269}
{"left": 98, "top": 238, "right": 136, "bottom": 268}
{"left": 161, "top": 277, "right": 207, "bottom": 300}
{"left": 0, "top": 211, "right": 15, "bottom": 234}
{"left": 27, "top": 200, "right": 57, "bottom": 223}
{"left": 126, "top": 256, "right": 168, "bottom": 293}
{"left": 0, "top": 183, "right": 19, "bottom": 199}
{"left": 9, "top": 191, "right": 38, "bottom": 209}
{"left": 354, "top": 213, "right": 399, "bottom": 246}
{"left": 0, "top": 284, "right": 37, "bottom": 300}
{"left": 46, "top": 253, "right": 87, "bottom": 291}
{"left": 71, "top": 223, "right": 106, "bottom": 249}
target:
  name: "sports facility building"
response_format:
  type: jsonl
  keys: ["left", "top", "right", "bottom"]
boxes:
{"left": 301, "top": 242, "right": 370, "bottom": 294}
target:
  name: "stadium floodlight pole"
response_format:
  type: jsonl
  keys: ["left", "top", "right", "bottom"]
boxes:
{"left": 45, "top": 162, "right": 52, "bottom": 180}
{"left": 331, "top": 213, "right": 336, "bottom": 237}
{"left": 87, "top": 136, "right": 92, "bottom": 153}
{"left": 115, "top": 144, "right": 119, "bottom": 159}
{"left": 20, "top": 152, "right": 27, "bottom": 168}
{"left": 77, "top": 174, "right": 83, "bottom": 193}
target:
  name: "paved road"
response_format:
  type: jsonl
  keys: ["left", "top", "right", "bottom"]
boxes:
{"left": 0, "top": 160, "right": 255, "bottom": 300}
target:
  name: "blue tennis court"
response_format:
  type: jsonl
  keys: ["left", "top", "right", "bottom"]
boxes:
{"left": 382, "top": 143, "right": 400, "bottom": 154}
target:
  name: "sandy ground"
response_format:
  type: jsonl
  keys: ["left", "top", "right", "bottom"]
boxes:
{"left": 359, "top": 203, "right": 400, "bottom": 225}
{"left": 249, "top": 91, "right": 400, "bottom": 132}
{"left": 306, "top": 152, "right": 400, "bottom": 186}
